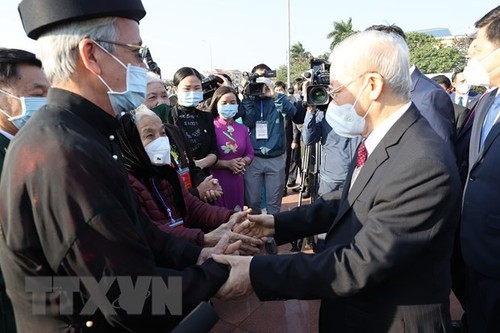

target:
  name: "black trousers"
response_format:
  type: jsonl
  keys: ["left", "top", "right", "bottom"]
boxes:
{"left": 464, "top": 267, "right": 500, "bottom": 332}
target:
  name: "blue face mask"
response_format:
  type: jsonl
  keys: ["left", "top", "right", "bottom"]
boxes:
{"left": 0, "top": 88, "right": 47, "bottom": 129}
{"left": 93, "top": 41, "right": 148, "bottom": 116}
{"left": 177, "top": 91, "right": 203, "bottom": 107}
{"left": 218, "top": 104, "right": 238, "bottom": 119}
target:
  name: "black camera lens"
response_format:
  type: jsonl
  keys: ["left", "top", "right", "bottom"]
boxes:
{"left": 307, "top": 86, "right": 329, "bottom": 105}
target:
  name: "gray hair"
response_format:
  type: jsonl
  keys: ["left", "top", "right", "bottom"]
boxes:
{"left": 37, "top": 17, "right": 119, "bottom": 84}
{"left": 147, "top": 71, "right": 162, "bottom": 85}
{"left": 133, "top": 104, "right": 160, "bottom": 125}
{"left": 329, "top": 30, "right": 411, "bottom": 101}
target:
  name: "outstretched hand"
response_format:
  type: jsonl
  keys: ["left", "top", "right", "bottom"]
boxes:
{"left": 205, "top": 209, "right": 263, "bottom": 255}
{"left": 233, "top": 214, "right": 275, "bottom": 239}
{"left": 212, "top": 254, "right": 253, "bottom": 300}
{"left": 197, "top": 233, "right": 241, "bottom": 265}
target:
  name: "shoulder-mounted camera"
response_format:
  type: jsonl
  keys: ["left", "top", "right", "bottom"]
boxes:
{"left": 302, "top": 59, "right": 330, "bottom": 107}
{"left": 241, "top": 70, "right": 277, "bottom": 97}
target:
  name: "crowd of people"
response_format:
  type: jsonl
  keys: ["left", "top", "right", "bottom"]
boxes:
{"left": 0, "top": 0, "right": 498, "bottom": 332}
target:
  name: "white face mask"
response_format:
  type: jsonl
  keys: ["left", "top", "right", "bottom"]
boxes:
{"left": 218, "top": 104, "right": 238, "bottom": 119}
{"left": 455, "top": 83, "right": 470, "bottom": 95}
{"left": 0, "top": 88, "right": 47, "bottom": 129}
{"left": 325, "top": 81, "right": 372, "bottom": 138}
{"left": 463, "top": 48, "right": 500, "bottom": 87}
{"left": 93, "top": 41, "right": 148, "bottom": 116}
{"left": 144, "top": 136, "right": 171, "bottom": 166}
{"left": 177, "top": 91, "right": 203, "bottom": 107}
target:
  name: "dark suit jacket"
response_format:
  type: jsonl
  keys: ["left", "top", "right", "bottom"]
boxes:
{"left": 461, "top": 88, "right": 500, "bottom": 277}
{"left": 411, "top": 67, "right": 457, "bottom": 156}
{"left": 455, "top": 92, "right": 489, "bottom": 187}
{"left": 0, "top": 132, "right": 9, "bottom": 177}
{"left": 250, "top": 104, "right": 461, "bottom": 332}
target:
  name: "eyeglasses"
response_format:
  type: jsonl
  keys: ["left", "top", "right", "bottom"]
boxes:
{"left": 327, "top": 71, "right": 384, "bottom": 103}
{"left": 94, "top": 39, "right": 149, "bottom": 61}
{"left": 327, "top": 77, "right": 360, "bottom": 103}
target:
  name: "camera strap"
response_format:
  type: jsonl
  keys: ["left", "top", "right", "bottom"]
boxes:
{"left": 260, "top": 100, "right": 264, "bottom": 120}
{"left": 256, "top": 100, "right": 268, "bottom": 139}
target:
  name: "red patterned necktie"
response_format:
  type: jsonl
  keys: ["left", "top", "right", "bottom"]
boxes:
{"left": 356, "top": 140, "right": 367, "bottom": 168}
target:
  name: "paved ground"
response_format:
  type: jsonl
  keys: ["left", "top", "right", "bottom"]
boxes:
{"left": 210, "top": 188, "right": 463, "bottom": 332}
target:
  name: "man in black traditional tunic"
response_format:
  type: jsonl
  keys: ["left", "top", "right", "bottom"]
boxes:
{"left": 0, "top": 0, "right": 243, "bottom": 332}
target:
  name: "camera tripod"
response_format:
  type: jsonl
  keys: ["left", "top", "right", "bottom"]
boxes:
{"left": 290, "top": 141, "right": 321, "bottom": 252}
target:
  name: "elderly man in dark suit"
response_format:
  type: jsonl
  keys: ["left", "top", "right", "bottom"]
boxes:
{"left": 460, "top": 5, "right": 500, "bottom": 333}
{"left": 213, "top": 30, "right": 461, "bottom": 333}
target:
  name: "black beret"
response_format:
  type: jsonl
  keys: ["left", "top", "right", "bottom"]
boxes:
{"left": 18, "top": 0, "right": 146, "bottom": 40}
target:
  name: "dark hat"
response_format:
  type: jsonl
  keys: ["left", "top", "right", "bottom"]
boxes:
{"left": 18, "top": 0, "right": 146, "bottom": 40}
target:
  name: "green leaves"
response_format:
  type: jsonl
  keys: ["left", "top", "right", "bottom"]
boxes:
{"left": 406, "top": 32, "right": 466, "bottom": 73}
{"left": 326, "top": 17, "right": 358, "bottom": 51}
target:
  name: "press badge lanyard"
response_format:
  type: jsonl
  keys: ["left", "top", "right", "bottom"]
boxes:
{"left": 255, "top": 99, "right": 268, "bottom": 139}
{"left": 150, "top": 179, "right": 184, "bottom": 227}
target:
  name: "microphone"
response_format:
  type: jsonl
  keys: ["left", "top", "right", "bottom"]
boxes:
{"left": 171, "top": 301, "right": 219, "bottom": 333}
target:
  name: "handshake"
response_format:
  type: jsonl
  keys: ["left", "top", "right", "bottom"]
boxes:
{"left": 197, "top": 209, "right": 276, "bottom": 301}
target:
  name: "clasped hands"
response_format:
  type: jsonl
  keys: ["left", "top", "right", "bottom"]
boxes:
{"left": 197, "top": 209, "right": 264, "bottom": 265}
{"left": 224, "top": 157, "right": 247, "bottom": 175}
{"left": 211, "top": 213, "right": 276, "bottom": 300}
{"left": 197, "top": 175, "right": 223, "bottom": 202}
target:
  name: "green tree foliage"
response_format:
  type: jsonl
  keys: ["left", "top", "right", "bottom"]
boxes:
{"left": 276, "top": 56, "right": 310, "bottom": 86}
{"left": 276, "top": 42, "right": 315, "bottom": 86}
{"left": 290, "top": 42, "right": 312, "bottom": 61}
{"left": 326, "top": 17, "right": 358, "bottom": 50}
{"left": 452, "top": 36, "right": 474, "bottom": 67}
{"left": 406, "top": 32, "right": 466, "bottom": 73}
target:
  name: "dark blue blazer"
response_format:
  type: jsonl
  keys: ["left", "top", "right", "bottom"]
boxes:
{"left": 461, "top": 88, "right": 500, "bottom": 277}
{"left": 455, "top": 92, "right": 488, "bottom": 187}
{"left": 411, "top": 67, "right": 457, "bottom": 155}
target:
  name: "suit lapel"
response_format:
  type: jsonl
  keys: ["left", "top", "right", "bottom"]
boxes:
{"left": 469, "top": 89, "right": 498, "bottom": 167}
{"left": 410, "top": 68, "right": 421, "bottom": 93}
{"left": 481, "top": 124, "right": 500, "bottom": 156}
{"left": 327, "top": 105, "right": 420, "bottom": 235}
{"left": 457, "top": 109, "right": 474, "bottom": 139}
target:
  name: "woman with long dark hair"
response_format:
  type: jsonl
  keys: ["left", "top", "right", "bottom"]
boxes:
{"left": 168, "top": 67, "right": 217, "bottom": 176}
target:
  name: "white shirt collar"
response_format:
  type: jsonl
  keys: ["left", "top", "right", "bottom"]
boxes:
{"left": 364, "top": 101, "right": 412, "bottom": 156}
{"left": 409, "top": 65, "right": 416, "bottom": 75}
{"left": 0, "top": 128, "right": 14, "bottom": 140}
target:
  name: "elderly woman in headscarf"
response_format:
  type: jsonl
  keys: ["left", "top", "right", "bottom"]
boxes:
{"left": 116, "top": 104, "right": 261, "bottom": 251}
{"left": 145, "top": 71, "right": 222, "bottom": 203}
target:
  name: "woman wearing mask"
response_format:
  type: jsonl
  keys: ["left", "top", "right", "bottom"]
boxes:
{"left": 116, "top": 104, "right": 261, "bottom": 251}
{"left": 209, "top": 87, "right": 254, "bottom": 211}
{"left": 145, "top": 72, "right": 221, "bottom": 202}
{"left": 168, "top": 67, "right": 217, "bottom": 176}
{"left": 144, "top": 71, "right": 171, "bottom": 121}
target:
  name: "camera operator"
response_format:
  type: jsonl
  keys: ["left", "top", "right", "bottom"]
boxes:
{"left": 302, "top": 100, "right": 361, "bottom": 197}
{"left": 200, "top": 73, "right": 234, "bottom": 112}
{"left": 301, "top": 61, "right": 361, "bottom": 196}
{"left": 240, "top": 63, "right": 296, "bottom": 219}
{"left": 275, "top": 81, "right": 302, "bottom": 196}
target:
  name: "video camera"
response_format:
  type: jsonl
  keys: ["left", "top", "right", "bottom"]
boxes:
{"left": 241, "top": 70, "right": 277, "bottom": 97}
{"left": 302, "top": 59, "right": 330, "bottom": 107}
{"left": 202, "top": 75, "right": 224, "bottom": 100}
{"left": 145, "top": 49, "right": 161, "bottom": 77}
